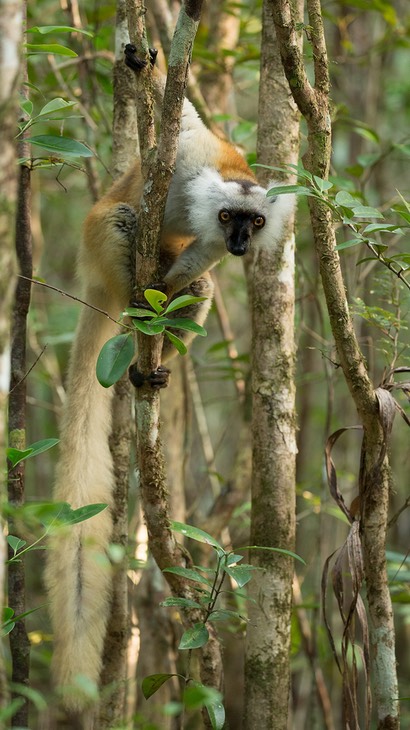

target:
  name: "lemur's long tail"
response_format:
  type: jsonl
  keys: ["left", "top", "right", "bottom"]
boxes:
{"left": 45, "top": 298, "right": 119, "bottom": 711}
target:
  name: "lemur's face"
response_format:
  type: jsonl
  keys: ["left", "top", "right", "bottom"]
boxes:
{"left": 217, "top": 208, "right": 266, "bottom": 256}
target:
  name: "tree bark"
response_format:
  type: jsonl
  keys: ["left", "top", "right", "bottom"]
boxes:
{"left": 0, "top": 0, "right": 22, "bottom": 708}
{"left": 272, "top": 2, "right": 399, "bottom": 727}
{"left": 125, "top": 3, "right": 223, "bottom": 726}
{"left": 98, "top": 3, "right": 136, "bottom": 724}
{"left": 7, "top": 32, "right": 32, "bottom": 724}
{"left": 243, "top": 2, "right": 300, "bottom": 728}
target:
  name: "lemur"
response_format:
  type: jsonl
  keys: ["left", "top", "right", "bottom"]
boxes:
{"left": 45, "top": 45, "right": 294, "bottom": 711}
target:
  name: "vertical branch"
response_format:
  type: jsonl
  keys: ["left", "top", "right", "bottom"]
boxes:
{"left": 98, "top": 3, "right": 137, "bottom": 724}
{"left": 243, "top": 2, "right": 300, "bottom": 728}
{"left": 272, "top": 1, "right": 399, "bottom": 728}
{"left": 7, "top": 7, "right": 32, "bottom": 723}
{"left": 0, "top": 0, "right": 22, "bottom": 707}
{"left": 125, "top": 2, "right": 223, "bottom": 719}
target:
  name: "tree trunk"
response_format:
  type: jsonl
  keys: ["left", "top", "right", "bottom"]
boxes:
{"left": 243, "top": 2, "right": 301, "bottom": 728}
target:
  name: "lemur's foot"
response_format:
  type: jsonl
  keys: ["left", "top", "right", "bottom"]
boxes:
{"left": 124, "top": 44, "right": 158, "bottom": 71}
{"left": 129, "top": 364, "right": 170, "bottom": 390}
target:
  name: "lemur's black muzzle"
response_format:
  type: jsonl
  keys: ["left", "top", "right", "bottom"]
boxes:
{"left": 225, "top": 220, "right": 252, "bottom": 256}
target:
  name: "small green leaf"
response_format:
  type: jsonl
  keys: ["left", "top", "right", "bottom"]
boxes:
{"left": 224, "top": 564, "right": 254, "bottom": 588}
{"left": 144, "top": 288, "right": 167, "bottom": 313}
{"left": 164, "top": 330, "right": 187, "bottom": 355}
{"left": 161, "top": 318, "right": 207, "bottom": 336}
{"left": 352, "top": 205, "right": 383, "bottom": 219}
{"left": 335, "top": 238, "right": 363, "bottom": 251}
{"left": 165, "top": 295, "right": 207, "bottom": 314}
{"left": 159, "top": 597, "right": 202, "bottom": 609}
{"left": 207, "top": 609, "right": 245, "bottom": 622}
{"left": 56, "top": 503, "right": 108, "bottom": 526}
{"left": 205, "top": 696, "right": 226, "bottom": 730}
{"left": 27, "top": 135, "right": 93, "bottom": 157}
{"left": 7, "top": 438, "right": 59, "bottom": 468}
{"left": 24, "top": 43, "right": 78, "bottom": 57}
{"left": 312, "top": 175, "right": 333, "bottom": 192}
{"left": 96, "top": 333, "right": 134, "bottom": 387}
{"left": 239, "top": 545, "right": 306, "bottom": 565}
{"left": 7, "top": 447, "right": 33, "bottom": 468}
{"left": 363, "top": 223, "right": 403, "bottom": 234}
{"left": 142, "top": 673, "right": 175, "bottom": 699}
{"left": 132, "top": 319, "right": 165, "bottom": 335}
{"left": 267, "top": 184, "right": 313, "bottom": 197}
{"left": 20, "top": 99, "right": 33, "bottom": 116}
{"left": 162, "top": 566, "right": 212, "bottom": 586}
{"left": 226, "top": 553, "right": 244, "bottom": 566}
{"left": 171, "top": 521, "right": 223, "bottom": 550}
{"left": 3, "top": 607, "right": 14, "bottom": 622}
{"left": 7, "top": 536, "right": 27, "bottom": 554}
{"left": 125, "top": 307, "right": 157, "bottom": 319}
{"left": 37, "top": 98, "right": 77, "bottom": 117}
{"left": 335, "top": 191, "right": 360, "bottom": 208}
{"left": 28, "top": 25, "right": 93, "bottom": 37}
{"left": 179, "top": 623, "right": 209, "bottom": 650}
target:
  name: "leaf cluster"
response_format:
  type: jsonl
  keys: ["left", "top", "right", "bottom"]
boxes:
{"left": 96, "top": 289, "right": 208, "bottom": 387}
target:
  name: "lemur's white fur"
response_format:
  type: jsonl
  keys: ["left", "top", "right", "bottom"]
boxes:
{"left": 46, "top": 56, "right": 294, "bottom": 713}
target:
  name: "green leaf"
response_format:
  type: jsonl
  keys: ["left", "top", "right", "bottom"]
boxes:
{"left": 335, "top": 238, "right": 363, "bottom": 251}
{"left": 20, "top": 99, "right": 33, "bottom": 116}
{"left": 3, "top": 607, "right": 14, "bottom": 622}
{"left": 160, "top": 318, "right": 207, "bottom": 336}
{"left": 132, "top": 319, "right": 165, "bottom": 335}
{"left": 96, "top": 334, "right": 134, "bottom": 387}
{"left": 24, "top": 43, "right": 78, "bottom": 57}
{"left": 335, "top": 191, "right": 360, "bottom": 208}
{"left": 363, "top": 223, "right": 403, "bottom": 234}
{"left": 164, "top": 330, "right": 187, "bottom": 355}
{"left": 27, "top": 135, "right": 93, "bottom": 158}
{"left": 53, "top": 502, "right": 108, "bottom": 527}
{"left": 7, "top": 536, "right": 27, "bottom": 554}
{"left": 171, "top": 521, "right": 223, "bottom": 550}
{"left": 165, "top": 295, "right": 208, "bottom": 314}
{"left": 312, "top": 175, "right": 333, "bottom": 192}
{"left": 267, "top": 184, "right": 314, "bottom": 197}
{"left": 239, "top": 545, "right": 306, "bottom": 565}
{"left": 162, "top": 566, "right": 212, "bottom": 587}
{"left": 144, "top": 288, "right": 167, "bottom": 313}
{"left": 224, "top": 564, "right": 254, "bottom": 587}
{"left": 207, "top": 609, "right": 245, "bottom": 622}
{"left": 226, "top": 553, "right": 244, "bottom": 566}
{"left": 352, "top": 205, "right": 384, "bottom": 219}
{"left": 28, "top": 25, "right": 93, "bottom": 37}
{"left": 179, "top": 623, "right": 209, "bottom": 650}
{"left": 141, "top": 673, "right": 175, "bottom": 700}
{"left": 124, "top": 307, "right": 157, "bottom": 319}
{"left": 159, "top": 597, "right": 202, "bottom": 609}
{"left": 183, "top": 683, "right": 223, "bottom": 715}
{"left": 205, "top": 696, "right": 226, "bottom": 730}
{"left": 37, "top": 98, "right": 77, "bottom": 117}
{"left": 7, "top": 438, "right": 59, "bottom": 468}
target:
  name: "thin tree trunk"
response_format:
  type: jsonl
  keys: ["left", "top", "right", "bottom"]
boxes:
{"left": 125, "top": 3, "right": 223, "bottom": 726}
{"left": 272, "top": 2, "right": 399, "bottom": 727}
{"left": 7, "top": 24, "right": 32, "bottom": 722}
{"left": 98, "top": 3, "right": 136, "bottom": 724}
{"left": 243, "top": 3, "right": 300, "bottom": 728}
{"left": 0, "top": 0, "right": 22, "bottom": 708}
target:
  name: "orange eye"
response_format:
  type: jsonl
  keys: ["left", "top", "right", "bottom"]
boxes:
{"left": 253, "top": 215, "right": 265, "bottom": 228}
{"left": 218, "top": 210, "right": 231, "bottom": 223}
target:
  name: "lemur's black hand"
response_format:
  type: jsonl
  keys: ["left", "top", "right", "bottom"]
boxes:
{"left": 129, "top": 364, "right": 170, "bottom": 390}
{"left": 124, "top": 44, "right": 158, "bottom": 71}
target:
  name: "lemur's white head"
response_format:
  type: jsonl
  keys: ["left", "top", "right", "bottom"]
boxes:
{"left": 187, "top": 168, "right": 294, "bottom": 256}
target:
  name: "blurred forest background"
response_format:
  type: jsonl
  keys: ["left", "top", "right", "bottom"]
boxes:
{"left": 2, "top": 0, "right": 410, "bottom": 728}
